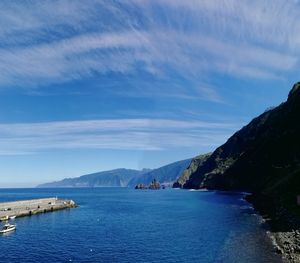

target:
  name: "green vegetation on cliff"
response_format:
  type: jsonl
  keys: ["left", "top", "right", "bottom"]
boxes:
{"left": 173, "top": 153, "right": 211, "bottom": 188}
{"left": 184, "top": 83, "right": 300, "bottom": 213}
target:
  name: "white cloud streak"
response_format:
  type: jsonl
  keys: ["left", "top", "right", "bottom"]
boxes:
{"left": 0, "top": 0, "right": 299, "bottom": 98}
{"left": 0, "top": 119, "right": 241, "bottom": 154}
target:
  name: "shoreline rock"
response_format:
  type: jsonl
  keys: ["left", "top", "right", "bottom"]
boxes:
{"left": 246, "top": 194, "right": 300, "bottom": 263}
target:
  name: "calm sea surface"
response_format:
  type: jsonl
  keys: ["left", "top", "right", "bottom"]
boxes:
{"left": 0, "top": 188, "right": 282, "bottom": 263}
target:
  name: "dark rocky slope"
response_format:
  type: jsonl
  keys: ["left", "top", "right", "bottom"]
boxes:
{"left": 184, "top": 83, "right": 300, "bottom": 262}
{"left": 185, "top": 83, "right": 300, "bottom": 199}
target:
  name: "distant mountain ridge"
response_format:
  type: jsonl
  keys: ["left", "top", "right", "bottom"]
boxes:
{"left": 127, "top": 158, "right": 192, "bottom": 187}
{"left": 37, "top": 168, "right": 146, "bottom": 188}
{"left": 37, "top": 159, "right": 191, "bottom": 188}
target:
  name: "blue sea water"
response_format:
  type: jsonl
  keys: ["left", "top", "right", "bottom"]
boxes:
{"left": 0, "top": 188, "right": 282, "bottom": 263}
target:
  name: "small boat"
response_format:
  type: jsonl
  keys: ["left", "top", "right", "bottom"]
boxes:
{"left": 0, "top": 223, "right": 16, "bottom": 234}
{"left": 9, "top": 216, "right": 16, "bottom": 220}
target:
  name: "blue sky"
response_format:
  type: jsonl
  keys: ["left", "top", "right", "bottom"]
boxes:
{"left": 0, "top": 0, "right": 299, "bottom": 187}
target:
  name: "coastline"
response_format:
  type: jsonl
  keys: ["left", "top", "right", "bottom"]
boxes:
{"left": 245, "top": 194, "right": 300, "bottom": 263}
{"left": 184, "top": 189, "right": 291, "bottom": 261}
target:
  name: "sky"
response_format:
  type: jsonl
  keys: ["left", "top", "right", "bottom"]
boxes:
{"left": 0, "top": 0, "right": 299, "bottom": 187}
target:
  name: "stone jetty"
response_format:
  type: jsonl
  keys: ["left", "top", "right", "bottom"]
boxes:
{"left": 0, "top": 197, "right": 77, "bottom": 220}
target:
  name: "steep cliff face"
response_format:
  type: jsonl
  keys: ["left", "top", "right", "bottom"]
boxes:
{"left": 173, "top": 154, "right": 211, "bottom": 188}
{"left": 185, "top": 83, "right": 300, "bottom": 206}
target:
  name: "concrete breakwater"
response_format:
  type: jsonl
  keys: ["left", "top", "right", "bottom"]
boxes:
{"left": 0, "top": 197, "right": 77, "bottom": 220}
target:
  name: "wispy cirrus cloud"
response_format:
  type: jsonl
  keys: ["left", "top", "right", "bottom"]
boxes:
{"left": 0, "top": 30, "right": 295, "bottom": 85}
{"left": 0, "top": 118, "right": 241, "bottom": 155}
{"left": 0, "top": 0, "right": 299, "bottom": 101}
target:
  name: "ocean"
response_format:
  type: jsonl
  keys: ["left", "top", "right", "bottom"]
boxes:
{"left": 0, "top": 188, "right": 282, "bottom": 263}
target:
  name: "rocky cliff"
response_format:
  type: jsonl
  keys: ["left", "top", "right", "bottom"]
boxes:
{"left": 173, "top": 153, "right": 211, "bottom": 188}
{"left": 185, "top": 83, "right": 300, "bottom": 209}
{"left": 184, "top": 83, "right": 300, "bottom": 262}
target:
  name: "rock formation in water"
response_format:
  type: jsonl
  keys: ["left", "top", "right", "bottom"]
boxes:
{"left": 135, "top": 183, "right": 147, "bottom": 189}
{"left": 135, "top": 179, "right": 161, "bottom": 190}
{"left": 148, "top": 179, "right": 161, "bottom": 189}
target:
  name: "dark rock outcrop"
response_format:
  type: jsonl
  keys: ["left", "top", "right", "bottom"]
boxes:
{"left": 148, "top": 179, "right": 161, "bottom": 190}
{"left": 135, "top": 179, "right": 161, "bottom": 190}
{"left": 135, "top": 183, "right": 147, "bottom": 189}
